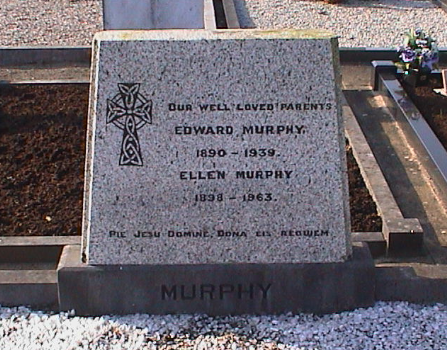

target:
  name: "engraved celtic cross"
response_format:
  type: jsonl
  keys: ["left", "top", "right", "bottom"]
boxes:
{"left": 106, "top": 83, "right": 152, "bottom": 166}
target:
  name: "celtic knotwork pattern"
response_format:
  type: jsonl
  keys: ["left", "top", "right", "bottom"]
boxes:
{"left": 106, "top": 83, "right": 152, "bottom": 166}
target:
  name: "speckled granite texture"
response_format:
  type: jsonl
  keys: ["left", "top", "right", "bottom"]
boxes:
{"left": 83, "top": 29, "right": 351, "bottom": 265}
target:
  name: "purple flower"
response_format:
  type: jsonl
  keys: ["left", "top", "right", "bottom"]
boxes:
{"left": 400, "top": 49, "right": 416, "bottom": 63}
{"left": 421, "top": 49, "right": 439, "bottom": 70}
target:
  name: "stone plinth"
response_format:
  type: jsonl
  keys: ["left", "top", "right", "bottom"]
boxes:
{"left": 59, "top": 243, "right": 373, "bottom": 315}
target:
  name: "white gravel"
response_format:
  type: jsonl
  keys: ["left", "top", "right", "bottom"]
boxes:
{"left": 235, "top": 0, "right": 447, "bottom": 47}
{"left": 0, "top": 0, "right": 102, "bottom": 46}
{"left": 1, "top": 0, "right": 447, "bottom": 47}
{"left": 1, "top": 302, "right": 447, "bottom": 349}
{"left": 1, "top": 1, "right": 447, "bottom": 349}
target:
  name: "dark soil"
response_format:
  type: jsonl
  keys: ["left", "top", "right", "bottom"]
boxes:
{"left": 402, "top": 77, "right": 447, "bottom": 150}
{"left": 0, "top": 85, "right": 87, "bottom": 236}
{"left": 347, "top": 144, "right": 382, "bottom": 232}
{"left": 0, "top": 85, "right": 382, "bottom": 236}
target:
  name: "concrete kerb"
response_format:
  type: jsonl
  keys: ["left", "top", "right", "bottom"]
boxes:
{"left": 1, "top": 47, "right": 446, "bottom": 69}
{"left": 0, "top": 236, "right": 80, "bottom": 310}
{"left": 0, "top": 270, "right": 59, "bottom": 310}
{"left": 222, "top": 0, "right": 241, "bottom": 29}
{"left": 343, "top": 94, "right": 424, "bottom": 253}
{"left": 0, "top": 80, "right": 89, "bottom": 86}
{"left": 375, "top": 263, "right": 447, "bottom": 304}
{"left": 204, "top": 0, "right": 217, "bottom": 29}
{"left": 57, "top": 243, "right": 375, "bottom": 316}
{"left": 373, "top": 62, "right": 447, "bottom": 215}
{"left": 0, "top": 46, "right": 91, "bottom": 67}
{"left": 0, "top": 236, "right": 80, "bottom": 263}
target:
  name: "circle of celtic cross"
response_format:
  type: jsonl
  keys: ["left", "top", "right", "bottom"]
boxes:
{"left": 106, "top": 83, "right": 153, "bottom": 166}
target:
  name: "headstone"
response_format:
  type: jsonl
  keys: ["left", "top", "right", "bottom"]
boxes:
{"left": 102, "top": 0, "right": 215, "bottom": 30}
{"left": 60, "top": 29, "right": 374, "bottom": 316}
{"left": 83, "top": 29, "right": 351, "bottom": 265}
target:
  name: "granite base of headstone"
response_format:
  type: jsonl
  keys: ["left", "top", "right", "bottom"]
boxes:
{"left": 57, "top": 29, "right": 375, "bottom": 315}
{"left": 58, "top": 243, "right": 374, "bottom": 315}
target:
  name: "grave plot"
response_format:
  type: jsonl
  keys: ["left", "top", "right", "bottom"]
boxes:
{"left": 372, "top": 64, "right": 447, "bottom": 217}
{"left": 0, "top": 0, "right": 447, "bottom": 315}
{"left": 343, "top": 61, "right": 447, "bottom": 303}
{"left": 0, "top": 85, "right": 88, "bottom": 237}
{"left": 0, "top": 84, "right": 381, "bottom": 238}
{"left": 0, "top": 51, "right": 438, "bottom": 314}
{"left": 0, "top": 29, "right": 379, "bottom": 314}
{"left": 402, "top": 75, "right": 447, "bottom": 152}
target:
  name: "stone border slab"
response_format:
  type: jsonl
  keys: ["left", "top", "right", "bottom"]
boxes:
{"left": 3, "top": 236, "right": 447, "bottom": 310}
{"left": 0, "top": 236, "right": 80, "bottom": 263}
{"left": 222, "top": 0, "right": 240, "bottom": 29}
{"left": 204, "top": 0, "right": 217, "bottom": 29}
{"left": 0, "top": 236, "right": 80, "bottom": 310}
{"left": 0, "top": 236, "right": 80, "bottom": 246}
{"left": 373, "top": 62, "right": 447, "bottom": 213}
{"left": 352, "top": 232, "right": 386, "bottom": 258}
{"left": 0, "top": 270, "right": 58, "bottom": 310}
{"left": 0, "top": 80, "right": 89, "bottom": 85}
{"left": 340, "top": 48, "right": 447, "bottom": 63}
{"left": 57, "top": 243, "right": 374, "bottom": 315}
{"left": 342, "top": 93, "right": 423, "bottom": 253}
{"left": 376, "top": 264, "right": 447, "bottom": 303}
{"left": 0, "top": 47, "right": 91, "bottom": 67}
{"left": 1, "top": 48, "right": 446, "bottom": 69}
